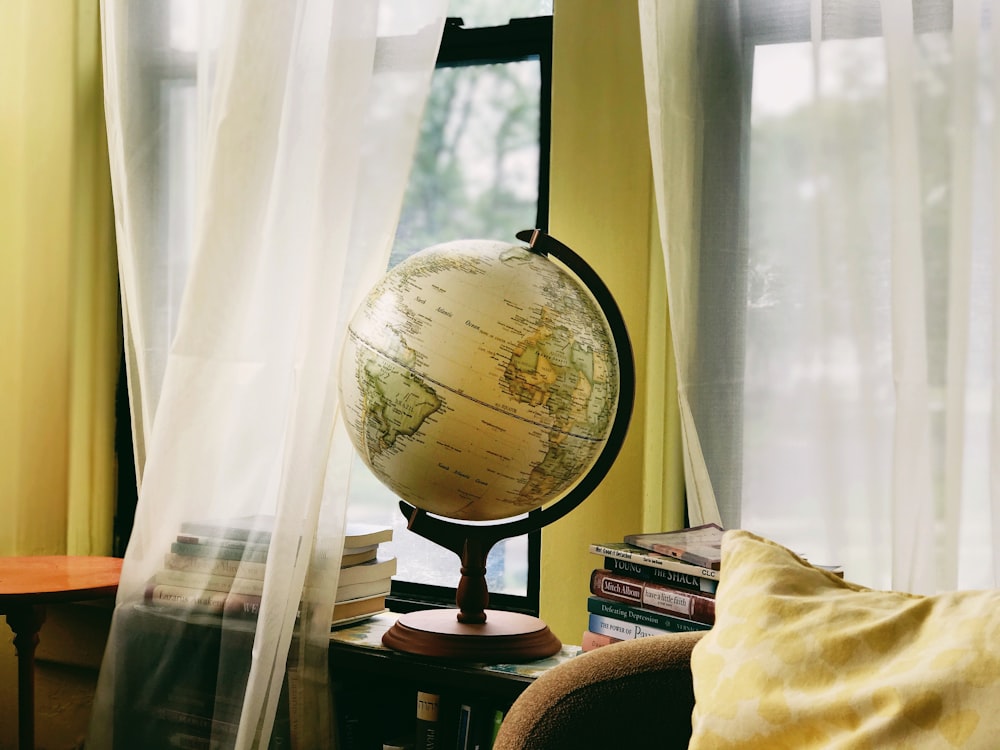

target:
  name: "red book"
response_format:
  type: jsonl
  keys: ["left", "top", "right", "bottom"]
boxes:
{"left": 581, "top": 629, "right": 621, "bottom": 652}
{"left": 590, "top": 569, "right": 716, "bottom": 625}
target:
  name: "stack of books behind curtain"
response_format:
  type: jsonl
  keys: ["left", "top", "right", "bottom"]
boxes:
{"left": 583, "top": 524, "right": 724, "bottom": 651}
{"left": 144, "top": 516, "right": 396, "bottom": 628}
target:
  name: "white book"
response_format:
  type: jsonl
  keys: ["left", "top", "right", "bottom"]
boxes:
{"left": 587, "top": 613, "right": 670, "bottom": 641}
{"left": 163, "top": 552, "right": 267, "bottom": 580}
{"left": 338, "top": 555, "right": 397, "bottom": 586}
{"left": 154, "top": 569, "right": 264, "bottom": 596}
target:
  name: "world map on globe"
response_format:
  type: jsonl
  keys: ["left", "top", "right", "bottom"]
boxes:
{"left": 339, "top": 238, "right": 621, "bottom": 522}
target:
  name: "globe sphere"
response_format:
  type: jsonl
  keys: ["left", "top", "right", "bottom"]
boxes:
{"left": 338, "top": 238, "right": 622, "bottom": 522}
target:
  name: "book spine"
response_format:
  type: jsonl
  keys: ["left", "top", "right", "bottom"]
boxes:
{"left": 163, "top": 552, "right": 268, "bottom": 580}
{"left": 144, "top": 583, "right": 262, "bottom": 617}
{"left": 590, "top": 569, "right": 715, "bottom": 624}
{"left": 336, "top": 579, "right": 392, "bottom": 602}
{"left": 488, "top": 708, "right": 504, "bottom": 749}
{"left": 586, "top": 613, "right": 672, "bottom": 641}
{"left": 337, "top": 556, "right": 398, "bottom": 586}
{"left": 341, "top": 548, "right": 378, "bottom": 567}
{"left": 456, "top": 704, "right": 473, "bottom": 750}
{"left": 171, "top": 541, "right": 269, "bottom": 563}
{"left": 587, "top": 597, "right": 710, "bottom": 633}
{"left": 175, "top": 534, "right": 271, "bottom": 552}
{"left": 154, "top": 570, "right": 266, "bottom": 597}
{"left": 589, "top": 543, "right": 720, "bottom": 581}
{"left": 167, "top": 731, "right": 213, "bottom": 749}
{"left": 602, "top": 556, "right": 717, "bottom": 594}
{"left": 415, "top": 691, "right": 440, "bottom": 750}
{"left": 178, "top": 522, "right": 273, "bottom": 545}
{"left": 581, "top": 629, "right": 621, "bottom": 652}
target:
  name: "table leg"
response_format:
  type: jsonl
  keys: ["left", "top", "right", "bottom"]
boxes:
{"left": 6, "top": 604, "right": 46, "bottom": 750}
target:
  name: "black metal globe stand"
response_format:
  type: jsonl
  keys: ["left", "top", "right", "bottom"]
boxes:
{"left": 381, "top": 229, "right": 636, "bottom": 661}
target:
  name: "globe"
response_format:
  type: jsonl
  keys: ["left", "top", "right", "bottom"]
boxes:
{"left": 337, "top": 230, "right": 633, "bottom": 660}
{"left": 338, "top": 235, "right": 623, "bottom": 524}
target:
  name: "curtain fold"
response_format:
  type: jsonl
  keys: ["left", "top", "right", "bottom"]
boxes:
{"left": 638, "top": 0, "right": 740, "bottom": 529}
{"left": 879, "top": 0, "right": 937, "bottom": 593}
{"left": 91, "top": 2, "right": 445, "bottom": 748}
{"left": 0, "top": 0, "right": 117, "bottom": 557}
{"left": 642, "top": 0, "right": 1000, "bottom": 593}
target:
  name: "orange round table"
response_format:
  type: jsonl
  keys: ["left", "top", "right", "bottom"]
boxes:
{"left": 0, "top": 556, "right": 122, "bottom": 750}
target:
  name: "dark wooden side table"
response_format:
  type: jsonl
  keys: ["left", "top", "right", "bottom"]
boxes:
{"left": 0, "top": 555, "right": 122, "bottom": 750}
{"left": 328, "top": 613, "right": 581, "bottom": 748}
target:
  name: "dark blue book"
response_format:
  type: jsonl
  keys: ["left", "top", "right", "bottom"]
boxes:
{"left": 587, "top": 595, "right": 711, "bottom": 633}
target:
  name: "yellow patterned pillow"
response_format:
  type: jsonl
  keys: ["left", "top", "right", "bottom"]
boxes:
{"left": 689, "top": 530, "right": 1000, "bottom": 749}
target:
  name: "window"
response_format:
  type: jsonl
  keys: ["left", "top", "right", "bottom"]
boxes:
{"left": 690, "top": 0, "right": 990, "bottom": 590}
{"left": 346, "top": 9, "right": 554, "bottom": 615}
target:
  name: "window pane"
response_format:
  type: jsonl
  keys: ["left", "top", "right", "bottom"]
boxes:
{"left": 743, "top": 34, "right": 996, "bottom": 590}
{"left": 392, "top": 59, "right": 542, "bottom": 266}
{"left": 743, "top": 40, "right": 895, "bottom": 585}
{"left": 347, "top": 56, "right": 543, "bottom": 598}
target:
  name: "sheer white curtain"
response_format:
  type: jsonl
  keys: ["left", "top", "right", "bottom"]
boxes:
{"left": 91, "top": 2, "right": 445, "bottom": 748}
{"left": 641, "top": 0, "right": 1000, "bottom": 594}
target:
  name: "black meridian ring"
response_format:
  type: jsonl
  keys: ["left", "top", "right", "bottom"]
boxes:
{"left": 399, "top": 229, "right": 636, "bottom": 556}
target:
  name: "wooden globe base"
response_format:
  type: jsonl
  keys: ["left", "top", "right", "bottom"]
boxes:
{"left": 382, "top": 608, "right": 561, "bottom": 662}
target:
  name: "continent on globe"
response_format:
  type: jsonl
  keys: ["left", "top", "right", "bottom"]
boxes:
{"left": 339, "top": 238, "right": 621, "bottom": 522}
{"left": 358, "top": 349, "right": 441, "bottom": 455}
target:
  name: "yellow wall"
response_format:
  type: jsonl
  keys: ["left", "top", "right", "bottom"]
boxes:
{"left": 541, "top": 1, "right": 683, "bottom": 644}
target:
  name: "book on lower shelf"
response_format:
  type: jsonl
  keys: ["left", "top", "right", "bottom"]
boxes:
{"left": 328, "top": 613, "right": 577, "bottom": 750}
{"left": 455, "top": 704, "right": 473, "bottom": 750}
{"left": 112, "top": 604, "right": 296, "bottom": 750}
{"left": 488, "top": 708, "right": 505, "bottom": 749}
{"left": 459, "top": 704, "right": 504, "bottom": 750}
{"left": 330, "top": 594, "right": 388, "bottom": 628}
{"left": 414, "top": 691, "right": 440, "bottom": 750}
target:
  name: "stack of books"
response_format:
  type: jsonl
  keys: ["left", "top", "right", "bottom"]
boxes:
{"left": 583, "top": 523, "right": 723, "bottom": 650}
{"left": 330, "top": 525, "right": 395, "bottom": 627}
{"left": 144, "top": 515, "right": 396, "bottom": 628}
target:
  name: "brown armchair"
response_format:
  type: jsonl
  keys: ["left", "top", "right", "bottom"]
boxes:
{"left": 493, "top": 631, "right": 703, "bottom": 750}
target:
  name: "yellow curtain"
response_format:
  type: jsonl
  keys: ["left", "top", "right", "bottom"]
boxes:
{"left": 541, "top": 0, "right": 684, "bottom": 642}
{"left": 0, "top": 0, "right": 118, "bottom": 556}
